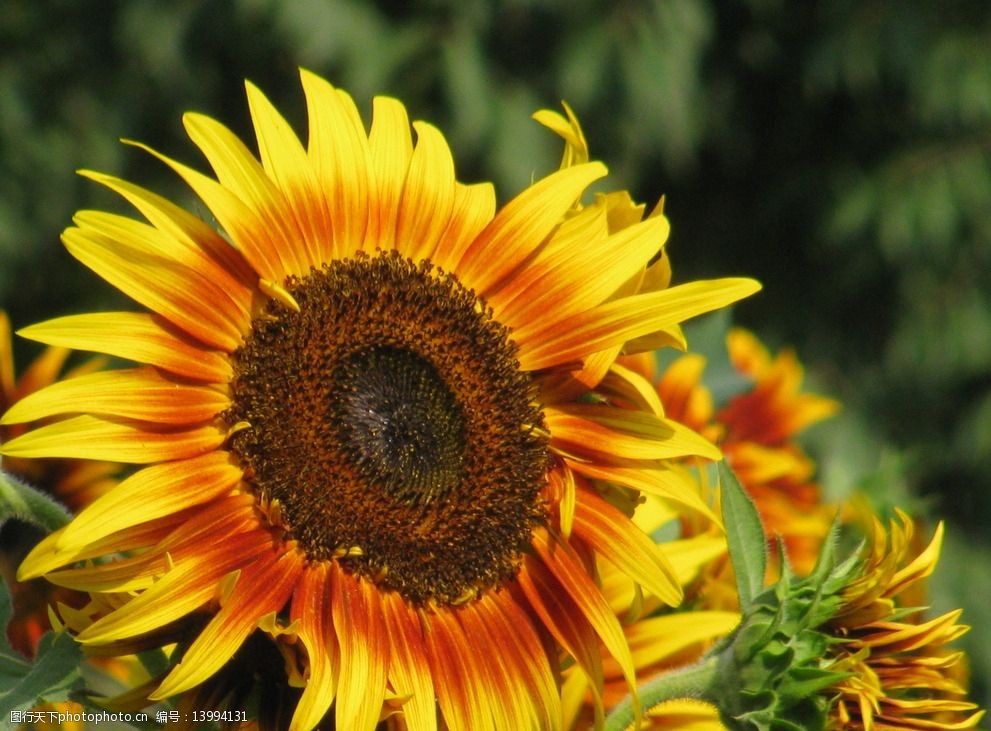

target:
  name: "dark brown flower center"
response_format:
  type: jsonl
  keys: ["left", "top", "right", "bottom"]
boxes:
{"left": 332, "top": 345, "right": 465, "bottom": 506}
{"left": 226, "top": 251, "right": 548, "bottom": 605}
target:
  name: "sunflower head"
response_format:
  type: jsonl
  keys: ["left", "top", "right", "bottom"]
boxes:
{"left": 826, "top": 512, "right": 984, "bottom": 730}
{"left": 2, "top": 70, "right": 760, "bottom": 729}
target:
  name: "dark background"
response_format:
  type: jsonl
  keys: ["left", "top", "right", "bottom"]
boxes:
{"left": 2, "top": 0, "right": 988, "bottom": 705}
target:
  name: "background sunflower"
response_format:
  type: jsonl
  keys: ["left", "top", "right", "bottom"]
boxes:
{"left": 1, "top": 0, "right": 989, "bottom": 715}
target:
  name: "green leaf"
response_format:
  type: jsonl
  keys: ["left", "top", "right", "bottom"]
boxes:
{"left": 719, "top": 461, "right": 767, "bottom": 614}
{"left": 0, "top": 577, "right": 84, "bottom": 714}
{"left": 0, "top": 469, "right": 72, "bottom": 533}
{"left": 0, "top": 577, "right": 32, "bottom": 690}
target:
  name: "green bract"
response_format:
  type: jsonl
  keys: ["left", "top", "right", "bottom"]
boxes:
{"left": 605, "top": 463, "right": 862, "bottom": 731}
{"left": 712, "top": 463, "right": 859, "bottom": 731}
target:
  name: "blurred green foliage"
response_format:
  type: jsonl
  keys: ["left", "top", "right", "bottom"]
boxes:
{"left": 1, "top": 0, "right": 988, "bottom": 707}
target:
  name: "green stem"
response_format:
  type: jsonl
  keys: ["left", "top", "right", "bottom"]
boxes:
{"left": 604, "top": 655, "right": 720, "bottom": 731}
{"left": 0, "top": 469, "right": 72, "bottom": 533}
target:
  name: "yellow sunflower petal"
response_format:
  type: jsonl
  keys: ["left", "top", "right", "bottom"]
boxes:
{"left": 454, "top": 604, "right": 521, "bottom": 730}
{"left": 474, "top": 593, "right": 562, "bottom": 731}
{"left": 72, "top": 210, "right": 251, "bottom": 318}
{"left": 517, "top": 277, "right": 762, "bottom": 371}
{"left": 366, "top": 95, "right": 413, "bottom": 251}
{"left": 625, "top": 611, "right": 739, "bottom": 668}
{"left": 565, "top": 460, "right": 719, "bottom": 524}
{"left": 646, "top": 699, "right": 724, "bottom": 730}
{"left": 0, "top": 367, "right": 229, "bottom": 426}
{"left": 533, "top": 103, "right": 589, "bottom": 168}
{"left": 62, "top": 223, "right": 245, "bottom": 351}
{"left": 0, "top": 414, "right": 225, "bottom": 463}
{"left": 517, "top": 557, "right": 606, "bottom": 728}
{"left": 301, "top": 69, "right": 371, "bottom": 258}
{"left": 487, "top": 197, "right": 608, "bottom": 319}
{"left": 496, "top": 214, "right": 669, "bottom": 330}
{"left": 547, "top": 404, "right": 721, "bottom": 461}
{"left": 862, "top": 610, "right": 968, "bottom": 654}
{"left": 18, "top": 511, "right": 186, "bottom": 581}
{"left": 76, "top": 536, "right": 266, "bottom": 644}
{"left": 596, "top": 362, "right": 667, "bottom": 417}
{"left": 17, "top": 312, "right": 232, "bottom": 382}
{"left": 127, "top": 139, "right": 284, "bottom": 282}
{"left": 78, "top": 170, "right": 257, "bottom": 298}
{"left": 0, "top": 311, "right": 13, "bottom": 404}
{"left": 425, "top": 609, "right": 496, "bottom": 731}
{"left": 661, "top": 534, "right": 731, "bottom": 586}
{"left": 430, "top": 181, "right": 497, "bottom": 273}
{"left": 184, "top": 111, "right": 309, "bottom": 276}
{"left": 49, "top": 500, "right": 264, "bottom": 593}
{"left": 397, "top": 122, "right": 457, "bottom": 263}
{"left": 573, "top": 488, "right": 683, "bottom": 606}
{"left": 887, "top": 521, "right": 944, "bottom": 599}
{"left": 245, "top": 80, "right": 330, "bottom": 269}
{"left": 55, "top": 453, "right": 242, "bottom": 553}
{"left": 455, "top": 162, "right": 608, "bottom": 296}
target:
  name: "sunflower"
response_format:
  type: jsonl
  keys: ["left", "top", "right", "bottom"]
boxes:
{"left": 825, "top": 511, "right": 984, "bottom": 731}
{"left": 2, "top": 70, "right": 759, "bottom": 730}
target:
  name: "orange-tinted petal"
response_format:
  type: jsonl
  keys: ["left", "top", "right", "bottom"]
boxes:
{"left": 289, "top": 562, "right": 337, "bottom": 731}
{"left": 366, "top": 95, "right": 413, "bottom": 252}
{"left": 382, "top": 592, "right": 437, "bottom": 731}
{"left": 495, "top": 215, "right": 669, "bottom": 331}
{"left": 473, "top": 593, "right": 561, "bottom": 730}
{"left": 531, "top": 527, "right": 640, "bottom": 720}
{"left": 183, "top": 112, "right": 308, "bottom": 277}
{"left": 423, "top": 608, "right": 495, "bottom": 731}
{"left": 151, "top": 547, "right": 304, "bottom": 699}
{"left": 128, "top": 139, "right": 285, "bottom": 282}
{"left": 76, "top": 535, "right": 267, "bottom": 644}
{"left": 517, "top": 278, "right": 761, "bottom": 371}
{"left": 572, "top": 488, "right": 682, "bottom": 606}
{"left": 452, "top": 602, "right": 528, "bottom": 729}
{"left": 245, "top": 80, "right": 328, "bottom": 272}
{"left": 455, "top": 163, "right": 607, "bottom": 296}
{"left": 0, "top": 311, "right": 14, "bottom": 405}
{"left": 78, "top": 171, "right": 256, "bottom": 300}
{"left": 517, "top": 557, "right": 606, "bottom": 727}
{"left": 331, "top": 566, "right": 388, "bottom": 731}
{"left": 45, "top": 530, "right": 248, "bottom": 594}
{"left": 62, "top": 224, "right": 245, "bottom": 351}
{"left": 430, "top": 182, "right": 496, "bottom": 273}
{"left": 18, "top": 514, "right": 182, "bottom": 581}
{"left": 55, "top": 452, "right": 242, "bottom": 553}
